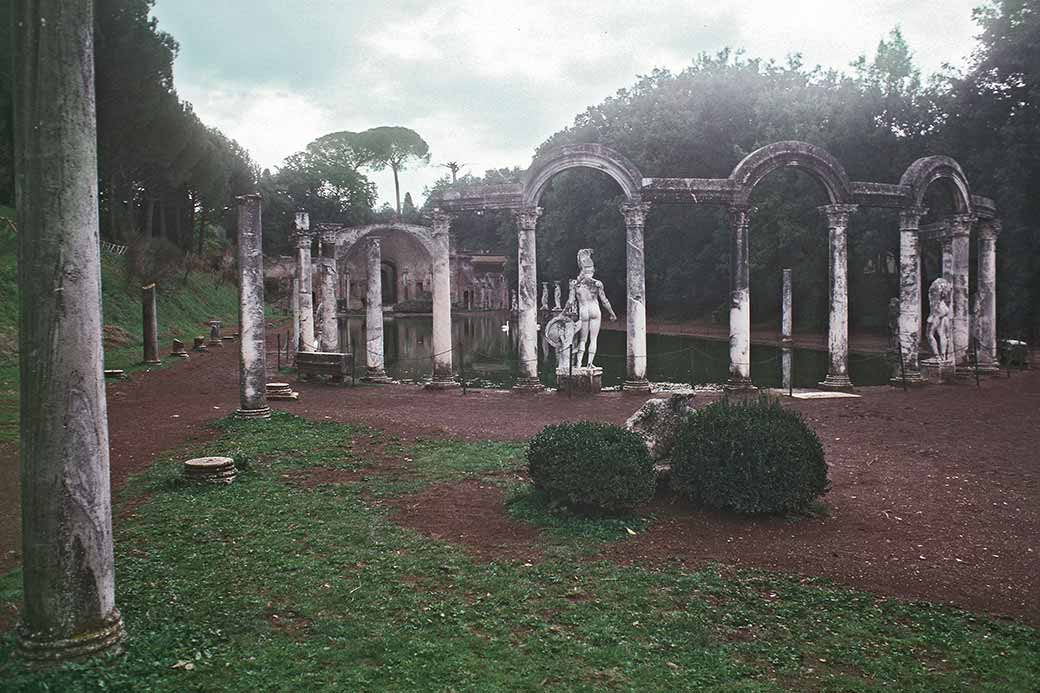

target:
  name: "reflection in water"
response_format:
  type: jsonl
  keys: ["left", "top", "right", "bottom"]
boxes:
{"left": 339, "top": 315, "right": 891, "bottom": 389}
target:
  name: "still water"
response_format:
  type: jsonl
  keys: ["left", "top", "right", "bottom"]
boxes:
{"left": 338, "top": 314, "right": 891, "bottom": 389}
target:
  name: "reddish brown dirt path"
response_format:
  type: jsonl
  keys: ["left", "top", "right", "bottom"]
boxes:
{"left": 1, "top": 324, "right": 1038, "bottom": 627}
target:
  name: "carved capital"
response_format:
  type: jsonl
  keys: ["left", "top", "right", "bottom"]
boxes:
{"left": 818, "top": 203, "right": 858, "bottom": 229}
{"left": 292, "top": 209, "right": 310, "bottom": 231}
{"left": 431, "top": 209, "right": 452, "bottom": 235}
{"left": 898, "top": 206, "right": 928, "bottom": 231}
{"left": 513, "top": 206, "right": 542, "bottom": 231}
{"left": 290, "top": 230, "right": 314, "bottom": 250}
{"left": 947, "top": 213, "right": 977, "bottom": 238}
{"left": 620, "top": 200, "right": 652, "bottom": 228}
{"left": 728, "top": 205, "right": 754, "bottom": 230}
{"left": 977, "top": 218, "right": 1002, "bottom": 241}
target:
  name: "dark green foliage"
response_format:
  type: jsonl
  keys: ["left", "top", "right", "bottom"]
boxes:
{"left": 526, "top": 421, "right": 655, "bottom": 513}
{"left": 671, "top": 397, "right": 829, "bottom": 514}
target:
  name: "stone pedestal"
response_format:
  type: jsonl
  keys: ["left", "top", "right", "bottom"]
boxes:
{"left": 171, "top": 339, "right": 188, "bottom": 358}
{"left": 556, "top": 366, "right": 602, "bottom": 394}
{"left": 183, "top": 456, "right": 238, "bottom": 484}
{"left": 921, "top": 358, "right": 956, "bottom": 384}
{"left": 193, "top": 336, "right": 207, "bottom": 352}
{"left": 266, "top": 382, "right": 299, "bottom": 401}
{"left": 208, "top": 320, "right": 223, "bottom": 347}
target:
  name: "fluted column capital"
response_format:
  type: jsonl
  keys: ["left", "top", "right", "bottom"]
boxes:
{"left": 620, "top": 199, "right": 652, "bottom": 227}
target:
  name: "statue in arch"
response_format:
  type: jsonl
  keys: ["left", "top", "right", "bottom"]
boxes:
{"left": 926, "top": 277, "right": 953, "bottom": 362}
{"left": 572, "top": 249, "right": 617, "bottom": 368}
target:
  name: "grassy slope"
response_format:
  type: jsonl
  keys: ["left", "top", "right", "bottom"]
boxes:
{"left": 0, "top": 216, "right": 240, "bottom": 444}
{"left": 1, "top": 412, "right": 1036, "bottom": 691}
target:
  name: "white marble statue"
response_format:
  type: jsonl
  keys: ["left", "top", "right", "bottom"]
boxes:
{"left": 572, "top": 249, "right": 616, "bottom": 368}
{"left": 541, "top": 282, "right": 550, "bottom": 310}
{"left": 926, "top": 277, "right": 953, "bottom": 361}
{"left": 553, "top": 281, "right": 562, "bottom": 310}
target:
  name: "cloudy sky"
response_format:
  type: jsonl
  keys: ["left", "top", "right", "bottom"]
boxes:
{"left": 151, "top": 0, "right": 983, "bottom": 207}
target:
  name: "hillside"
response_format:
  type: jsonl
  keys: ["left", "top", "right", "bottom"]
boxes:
{"left": 0, "top": 212, "right": 241, "bottom": 444}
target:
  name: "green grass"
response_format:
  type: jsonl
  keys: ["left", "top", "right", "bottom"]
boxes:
{"left": 1, "top": 412, "right": 1036, "bottom": 691}
{"left": 0, "top": 223, "right": 241, "bottom": 444}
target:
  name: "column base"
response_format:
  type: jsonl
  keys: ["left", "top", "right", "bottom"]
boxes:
{"left": 818, "top": 373, "right": 855, "bottom": 391}
{"left": 975, "top": 362, "right": 1001, "bottom": 376}
{"left": 622, "top": 378, "right": 651, "bottom": 393}
{"left": 235, "top": 406, "right": 272, "bottom": 420}
{"left": 363, "top": 368, "right": 393, "bottom": 384}
{"left": 143, "top": 359, "right": 162, "bottom": 366}
{"left": 425, "top": 377, "right": 459, "bottom": 390}
{"left": 17, "top": 610, "right": 125, "bottom": 664}
{"left": 724, "top": 376, "right": 757, "bottom": 393}
{"left": 921, "top": 359, "right": 957, "bottom": 384}
{"left": 889, "top": 370, "right": 927, "bottom": 387}
{"left": 512, "top": 377, "right": 544, "bottom": 393}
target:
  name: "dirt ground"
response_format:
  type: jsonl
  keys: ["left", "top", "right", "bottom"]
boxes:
{"left": 1, "top": 328, "right": 1037, "bottom": 628}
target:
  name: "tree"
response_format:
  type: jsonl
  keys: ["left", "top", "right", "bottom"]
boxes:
{"left": 357, "top": 126, "right": 430, "bottom": 215}
{"left": 15, "top": 0, "right": 123, "bottom": 661}
{"left": 401, "top": 191, "right": 418, "bottom": 222}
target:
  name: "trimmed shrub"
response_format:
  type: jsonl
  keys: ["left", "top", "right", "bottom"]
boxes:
{"left": 526, "top": 421, "right": 655, "bottom": 514}
{"left": 670, "top": 397, "right": 829, "bottom": 514}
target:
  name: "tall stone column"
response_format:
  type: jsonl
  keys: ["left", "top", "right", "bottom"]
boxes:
{"left": 316, "top": 230, "right": 339, "bottom": 352}
{"left": 818, "top": 204, "right": 858, "bottom": 390}
{"left": 781, "top": 269, "right": 793, "bottom": 391}
{"left": 292, "top": 212, "right": 315, "bottom": 352}
{"left": 428, "top": 211, "right": 457, "bottom": 388}
{"left": 976, "top": 219, "right": 1000, "bottom": 372}
{"left": 235, "top": 194, "right": 270, "bottom": 419}
{"left": 948, "top": 214, "right": 974, "bottom": 367}
{"left": 291, "top": 277, "right": 300, "bottom": 357}
{"left": 622, "top": 200, "right": 652, "bottom": 392}
{"left": 364, "top": 238, "right": 390, "bottom": 382}
{"left": 142, "top": 283, "right": 161, "bottom": 364}
{"left": 14, "top": 0, "right": 125, "bottom": 660}
{"left": 896, "top": 207, "right": 927, "bottom": 385}
{"left": 514, "top": 207, "right": 543, "bottom": 391}
{"left": 726, "top": 206, "right": 754, "bottom": 390}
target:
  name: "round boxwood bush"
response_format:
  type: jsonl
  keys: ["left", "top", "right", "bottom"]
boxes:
{"left": 526, "top": 421, "right": 655, "bottom": 513}
{"left": 670, "top": 397, "right": 829, "bottom": 514}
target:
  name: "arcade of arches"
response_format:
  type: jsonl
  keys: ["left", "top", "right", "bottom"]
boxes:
{"left": 289, "top": 141, "right": 1001, "bottom": 392}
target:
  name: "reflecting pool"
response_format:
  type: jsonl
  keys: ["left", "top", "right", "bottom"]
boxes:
{"left": 338, "top": 314, "right": 892, "bottom": 389}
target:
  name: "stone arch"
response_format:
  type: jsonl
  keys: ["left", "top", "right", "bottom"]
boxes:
{"left": 326, "top": 222, "right": 437, "bottom": 260}
{"left": 522, "top": 143, "right": 643, "bottom": 207}
{"left": 729, "top": 140, "right": 853, "bottom": 206}
{"left": 899, "top": 156, "right": 973, "bottom": 214}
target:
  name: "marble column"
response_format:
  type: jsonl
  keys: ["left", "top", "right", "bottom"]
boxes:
{"left": 622, "top": 200, "right": 652, "bottom": 391}
{"left": 896, "top": 207, "right": 928, "bottom": 385}
{"left": 976, "top": 218, "right": 1001, "bottom": 372}
{"left": 290, "top": 277, "right": 300, "bottom": 355}
{"left": 291, "top": 212, "right": 315, "bottom": 352}
{"left": 428, "top": 211, "right": 457, "bottom": 389}
{"left": 513, "top": 207, "right": 542, "bottom": 390}
{"left": 15, "top": 0, "right": 125, "bottom": 658}
{"left": 235, "top": 194, "right": 270, "bottom": 419}
{"left": 142, "top": 283, "right": 160, "bottom": 364}
{"left": 781, "top": 268, "right": 793, "bottom": 391}
{"left": 726, "top": 206, "right": 754, "bottom": 390}
{"left": 818, "top": 204, "right": 858, "bottom": 390}
{"left": 364, "top": 238, "right": 390, "bottom": 382}
{"left": 948, "top": 214, "right": 974, "bottom": 367}
{"left": 316, "top": 230, "right": 339, "bottom": 352}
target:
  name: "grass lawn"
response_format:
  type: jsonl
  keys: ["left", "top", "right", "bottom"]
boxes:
{"left": 1, "top": 412, "right": 1037, "bottom": 691}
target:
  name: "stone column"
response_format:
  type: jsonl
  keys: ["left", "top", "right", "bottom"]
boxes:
{"left": 513, "top": 207, "right": 543, "bottom": 390}
{"left": 948, "top": 214, "right": 974, "bottom": 367}
{"left": 622, "top": 200, "right": 652, "bottom": 391}
{"left": 781, "top": 269, "right": 793, "bottom": 391}
{"left": 976, "top": 219, "right": 1000, "bottom": 372}
{"left": 364, "top": 238, "right": 390, "bottom": 382}
{"left": 291, "top": 212, "right": 315, "bottom": 352}
{"left": 428, "top": 211, "right": 457, "bottom": 389}
{"left": 896, "top": 207, "right": 927, "bottom": 385}
{"left": 142, "top": 283, "right": 160, "bottom": 364}
{"left": 235, "top": 194, "right": 270, "bottom": 419}
{"left": 726, "top": 206, "right": 754, "bottom": 390}
{"left": 290, "top": 277, "right": 300, "bottom": 356}
{"left": 316, "top": 230, "right": 339, "bottom": 352}
{"left": 818, "top": 204, "right": 858, "bottom": 390}
{"left": 14, "top": 0, "right": 125, "bottom": 660}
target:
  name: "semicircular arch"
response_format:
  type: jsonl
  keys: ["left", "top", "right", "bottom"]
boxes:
{"left": 898, "top": 156, "right": 973, "bottom": 214}
{"left": 729, "top": 141, "right": 852, "bottom": 206}
{"left": 326, "top": 222, "right": 437, "bottom": 259}
{"left": 522, "top": 143, "right": 643, "bottom": 207}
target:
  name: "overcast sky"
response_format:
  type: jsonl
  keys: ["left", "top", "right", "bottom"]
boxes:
{"left": 151, "top": 0, "right": 983, "bottom": 207}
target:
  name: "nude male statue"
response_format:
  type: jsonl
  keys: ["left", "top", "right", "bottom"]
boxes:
{"left": 572, "top": 249, "right": 617, "bottom": 368}
{"left": 926, "top": 277, "right": 953, "bottom": 361}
